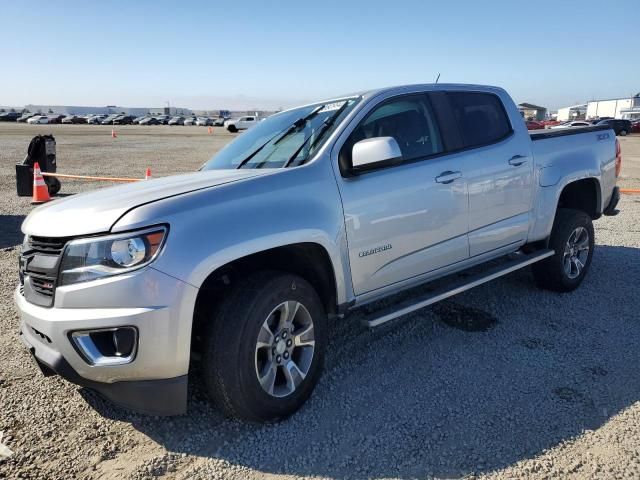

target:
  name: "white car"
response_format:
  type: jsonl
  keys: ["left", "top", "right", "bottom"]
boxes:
{"left": 27, "top": 115, "right": 49, "bottom": 124}
{"left": 549, "top": 121, "right": 591, "bottom": 129}
{"left": 224, "top": 116, "right": 258, "bottom": 132}
{"left": 195, "top": 117, "right": 212, "bottom": 127}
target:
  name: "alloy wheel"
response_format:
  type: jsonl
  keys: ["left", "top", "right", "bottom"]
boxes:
{"left": 254, "top": 301, "right": 315, "bottom": 398}
{"left": 563, "top": 226, "right": 590, "bottom": 279}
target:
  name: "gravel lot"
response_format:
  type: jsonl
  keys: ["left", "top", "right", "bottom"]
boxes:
{"left": 1, "top": 124, "right": 639, "bottom": 479}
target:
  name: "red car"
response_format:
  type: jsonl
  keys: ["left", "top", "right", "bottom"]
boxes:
{"left": 526, "top": 120, "right": 545, "bottom": 130}
{"left": 632, "top": 120, "right": 640, "bottom": 133}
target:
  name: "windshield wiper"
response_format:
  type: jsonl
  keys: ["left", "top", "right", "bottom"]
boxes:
{"left": 282, "top": 101, "right": 350, "bottom": 168}
{"left": 236, "top": 105, "right": 324, "bottom": 169}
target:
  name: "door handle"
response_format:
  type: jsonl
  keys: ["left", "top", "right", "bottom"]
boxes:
{"left": 435, "top": 171, "right": 462, "bottom": 184}
{"left": 508, "top": 155, "right": 528, "bottom": 166}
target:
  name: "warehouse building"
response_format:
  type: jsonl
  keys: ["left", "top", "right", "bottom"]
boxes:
{"left": 556, "top": 104, "right": 587, "bottom": 122}
{"left": 586, "top": 94, "right": 640, "bottom": 121}
{"left": 518, "top": 103, "right": 547, "bottom": 121}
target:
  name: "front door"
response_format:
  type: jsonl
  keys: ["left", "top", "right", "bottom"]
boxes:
{"left": 334, "top": 94, "right": 469, "bottom": 296}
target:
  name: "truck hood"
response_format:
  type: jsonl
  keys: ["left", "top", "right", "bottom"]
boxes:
{"left": 22, "top": 169, "right": 269, "bottom": 237}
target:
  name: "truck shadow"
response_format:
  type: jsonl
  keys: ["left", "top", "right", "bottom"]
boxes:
{"left": 84, "top": 243, "right": 640, "bottom": 479}
{"left": 0, "top": 215, "right": 26, "bottom": 249}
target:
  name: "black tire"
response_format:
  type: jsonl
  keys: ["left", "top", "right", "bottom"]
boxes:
{"left": 45, "top": 177, "right": 61, "bottom": 196}
{"left": 227, "top": 125, "right": 237, "bottom": 133}
{"left": 619, "top": 130, "right": 627, "bottom": 136}
{"left": 203, "top": 271, "right": 327, "bottom": 422}
{"left": 532, "top": 208, "right": 594, "bottom": 292}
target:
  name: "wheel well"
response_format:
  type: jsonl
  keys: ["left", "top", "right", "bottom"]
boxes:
{"left": 191, "top": 243, "right": 337, "bottom": 354}
{"left": 557, "top": 178, "right": 601, "bottom": 219}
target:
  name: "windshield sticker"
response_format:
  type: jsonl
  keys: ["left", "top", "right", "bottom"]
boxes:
{"left": 318, "top": 101, "right": 347, "bottom": 113}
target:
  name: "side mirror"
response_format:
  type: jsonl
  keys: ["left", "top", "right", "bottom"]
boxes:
{"left": 351, "top": 137, "right": 402, "bottom": 174}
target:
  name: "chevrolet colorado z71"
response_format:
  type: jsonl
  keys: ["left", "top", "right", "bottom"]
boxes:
{"left": 16, "top": 84, "right": 621, "bottom": 422}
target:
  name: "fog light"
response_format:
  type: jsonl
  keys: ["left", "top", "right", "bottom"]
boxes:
{"left": 70, "top": 327, "right": 138, "bottom": 366}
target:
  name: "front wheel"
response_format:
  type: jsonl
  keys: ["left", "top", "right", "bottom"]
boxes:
{"left": 203, "top": 271, "right": 327, "bottom": 422}
{"left": 532, "top": 208, "right": 594, "bottom": 292}
{"left": 619, "top": 129, "right": 628, "bottom": 136}
{"left": 227, "top": 125, "right": 237, "bottom": 133}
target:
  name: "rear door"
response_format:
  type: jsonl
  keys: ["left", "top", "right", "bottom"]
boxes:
{"left": 445, "top": 91, "right": 534, "bottom": 256}
{"left": 333, "top": 93, "right": 469, "bottom": 295}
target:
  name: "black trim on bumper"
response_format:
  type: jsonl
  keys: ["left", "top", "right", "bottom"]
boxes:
{"left": 603, "top": 186, "right": 620, "bottom": 216}
{"left": 21, "top": 332, "right": 187, "bottom": 416}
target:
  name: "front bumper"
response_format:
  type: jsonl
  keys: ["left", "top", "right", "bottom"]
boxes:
{"left": 20, "top": 330, "right": 187, "bottom": 415}
{"left": 14, "top": 266, "right": 199, "bottom": 415}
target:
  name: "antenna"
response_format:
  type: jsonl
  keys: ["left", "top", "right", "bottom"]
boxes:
{"left": 435, "top": 73, "right": 441, "bottom": 84}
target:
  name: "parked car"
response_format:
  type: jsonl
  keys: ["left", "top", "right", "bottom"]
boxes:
{"left": 113, "top": 115, "right": 135, "bottom": 125}
{"left": 87, "top": 115, "right": 108, "bottom": 124}
{"left": 589, "top": 117, "right": 613, "bottom": 125}
{"left": 632, "top": 120, "right": 640, "bottom": 133}
{"left": 46, "top": 115, "right": 65, "bottom": 124}
{"left": 525, "top": 120, "right": 545, "bottom": 130}
{"left": 596, "top": 119, "right": 633, "bottom": 136}
{"left": 62, "top": 115, "right": 87, "bottom": 124}
{"left": 155, "top": 115, "right": 170, "bottom": 125}
{"left": 132, "top": 116, "right": 147, "bottom": 124}
{"left": 15, "top": 83, "right": 621, "bottom": 422}
{"left": 183, "top": 117, "right": 198, "bottom": 126}
{"left": 196, "top": 117, "right": 213, "bottom": 126}
{"left": 0, "top": 112, "right": 22, "bottom": 122}
{"left": 26, "top": 115, "right": 49, "bottom": 124}
{"left": 16, "top": 113, "right": 37, "bottom": 123}
{"left": 168, "top": 116, "right": 185, "bottom": 126}
{"left": 100, "top": 114, "right": 121, "bottom": 125}
{"left": 224, "top": 115, "right": 259, "bottom": 132}
{"left": 214, "top": 116, "right": 228, "bottom": 126}
{"left": 139, "top": 117, "right": 161, "bottom": 126}
{"left": 548, "top": 121, "right": 591, "bottom": 129}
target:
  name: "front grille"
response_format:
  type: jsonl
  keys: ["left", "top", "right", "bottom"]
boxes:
{"left": 29, "top": 273, "right": 55, "bottom": 297}
{"left": 28, "top": 236, "right": 68, "bottom": 255}
{"left": 20, "top": 235, "right": 72, "bottom": 307}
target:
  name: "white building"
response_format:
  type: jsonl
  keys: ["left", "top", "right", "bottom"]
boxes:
{"left": 586, "top": 95, "right": 640, "bottom": 121}
{"left": 556, "top": 104, "right": 587, "bottom": 122}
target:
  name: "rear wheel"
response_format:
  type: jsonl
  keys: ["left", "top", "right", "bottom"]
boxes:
{"left": 202, "top": 271, "right": 327, "bottom": 422}
{"left": 227, "top": 125, "right": 237, "bottom": 133}
{"left": 532, "top": 208, "right": 594, "bottom": 292}
{"left": 619, "top": 129, "right": 628, "bottom": 136}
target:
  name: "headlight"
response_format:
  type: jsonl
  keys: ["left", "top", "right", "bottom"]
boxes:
{"left": 59, "top": 226, "right": 167, "bottom": 286}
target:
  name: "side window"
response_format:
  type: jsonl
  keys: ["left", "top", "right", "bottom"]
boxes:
{"left": 447, "top": 92, "right": 512, "bottom": 148}
{"left": 342, "top": 95, "right": 443, "bottom": 169}
{"left": 245, "top": 117, "right": 255, "bottom": 122}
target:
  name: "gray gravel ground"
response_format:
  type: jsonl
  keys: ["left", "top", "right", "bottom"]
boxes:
{"left": 1, "top": 125, "right": 639, "bottom": 479}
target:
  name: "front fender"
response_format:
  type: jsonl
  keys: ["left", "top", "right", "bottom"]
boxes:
{"left": 111, "top": 160, "right": 353, "bottom": 307}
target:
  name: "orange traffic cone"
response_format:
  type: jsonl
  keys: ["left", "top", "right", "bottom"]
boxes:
{"left": 208, "top": 126, "right": 213, "bottom": 135}
{"left": 145, "top": 168, "right": 152, "bottom": 180}
{"left": 32, "top": 162, "right": 51, "bottom": 204}
{"left": 111, "top": 128, "right": 117, "bottom": 138}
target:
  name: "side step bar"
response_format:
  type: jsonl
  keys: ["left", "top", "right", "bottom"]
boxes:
{"left": 362, "top": 249, "right": 554, "bottom": 328}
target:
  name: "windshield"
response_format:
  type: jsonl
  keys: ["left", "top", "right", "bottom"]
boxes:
{"left": 202, "top": 97, "right": 360, "bottom": 170}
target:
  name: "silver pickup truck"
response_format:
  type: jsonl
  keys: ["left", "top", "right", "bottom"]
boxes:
{"left": 16, "top": 84, "right": 621, "bottom": 422}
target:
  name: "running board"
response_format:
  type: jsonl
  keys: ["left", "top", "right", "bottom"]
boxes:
{"left": 362, "top": 249, "right": 554, "bottom": 328}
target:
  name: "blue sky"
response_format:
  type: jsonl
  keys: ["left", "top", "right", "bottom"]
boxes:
{"left": 1, "top": 0, "right": 637, "bottom": 111}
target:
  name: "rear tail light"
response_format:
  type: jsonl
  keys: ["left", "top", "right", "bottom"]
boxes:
{"left": 615, "top": 138, "right": 622, "bottom": 177}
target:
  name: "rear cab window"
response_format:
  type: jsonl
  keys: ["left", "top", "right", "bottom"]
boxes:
{"left": 446, "top": 92, "right": 513, "bottom": 148}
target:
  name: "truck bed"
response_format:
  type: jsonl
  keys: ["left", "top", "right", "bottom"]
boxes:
{"left": 530, "top": 124, "right": 609, "bottom": 140}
